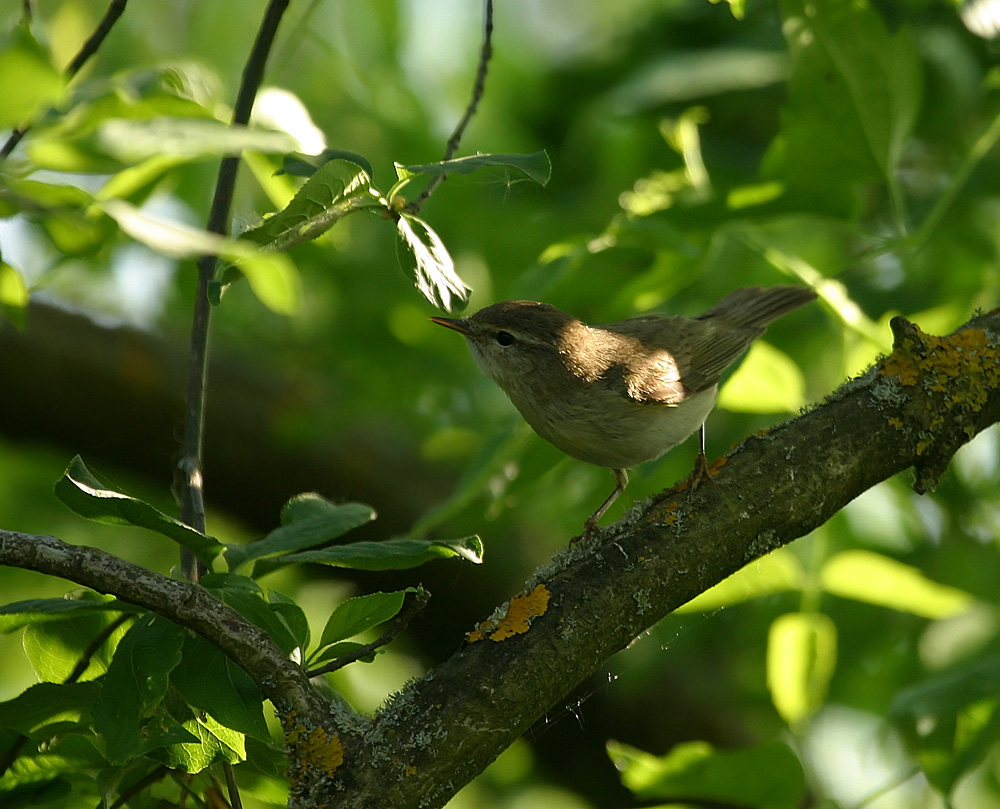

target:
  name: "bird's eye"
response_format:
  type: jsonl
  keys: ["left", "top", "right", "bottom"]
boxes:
{"left": 495, "top": 331, "right": 515, "bottom": 347}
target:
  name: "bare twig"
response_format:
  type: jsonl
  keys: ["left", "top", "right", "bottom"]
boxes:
{"left": 0, "top": 0, "right": 130, "bottom": 162}
{"left": 305, "top": 589, "right": 431, "bottom": 678}
{"left": 108, "top": 765, "right": 170, "bottom": 809}
{"left": 65, "top": 612, "right": 132, "bottom": 683}
{"left": 178, "top": 0, "right": 291, "bottom": 580}
{"left": 405, "top": 0, "right": 495, "bottom": 214}
{"left": 223, "top": 761, "right": 245, "bottom": 809}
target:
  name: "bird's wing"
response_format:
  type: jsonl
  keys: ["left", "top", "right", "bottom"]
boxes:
{"left": 608, "top": 315, "right": 761, "bottom": 403}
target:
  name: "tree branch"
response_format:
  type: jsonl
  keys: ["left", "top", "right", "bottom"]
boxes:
{"left": 325, "top": 307, "right": 1000, "bottom": 808}
{"left": 0, "top": 531, "right": 336, "bottom": 732}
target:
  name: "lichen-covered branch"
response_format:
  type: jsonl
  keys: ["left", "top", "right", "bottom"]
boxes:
{"left": 320, "top": 308, "right": 1000, "bottom": 809}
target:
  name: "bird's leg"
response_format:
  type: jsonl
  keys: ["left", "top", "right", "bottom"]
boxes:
{"left": 581, "top": 467, "right": 629, "bottom": 540}
{"left": 685, "top": 423, "right": 713, "bottom": 494}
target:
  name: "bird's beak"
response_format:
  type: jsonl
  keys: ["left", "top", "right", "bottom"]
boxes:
{"left": 429, "top": 316, "right": 471, "bottom": 336}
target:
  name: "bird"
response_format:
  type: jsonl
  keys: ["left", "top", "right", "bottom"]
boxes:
{"left": 431, "top": 285, "right": 816, "bottom": 534}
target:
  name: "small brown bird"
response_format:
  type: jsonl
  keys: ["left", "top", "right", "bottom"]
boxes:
{"left": 432, "top": 285, "right": 816, "bottom": 532}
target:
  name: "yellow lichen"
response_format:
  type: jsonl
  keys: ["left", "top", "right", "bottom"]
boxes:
{"left": 467, "top": 584, "right": 551, "bottom": 643}
{"left": 881, "top": 325, "right": 1000, "bottom": 437}
{"left": 283, "top": 714, "right": 343, "bottom": 779}
{"left": 658, "top": 500, "right": 679, "bottom": 526}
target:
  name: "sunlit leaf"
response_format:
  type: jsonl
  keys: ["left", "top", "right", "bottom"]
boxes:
{"left": 172, "top": 633, "right": 268, "bottom": 741}
{"left": 0, "top": 261, "right": 28, "bottom": 326}
{"left": 0, "top": 24, "right": 65, "bottom": 128}
{"left": 54, "top": 455, "right": 223, "bottom": 563}
{"left": 395, "top": 213, "right": 470, "bottom": 313}
{"left": 101, "top": 199, "right": 300, "bottom": 314}
{"left": 149, "top": 700, "right": 246, "bottom": 772}
{"left": 675, "top": 547, "right": 803, "bottom": 613}
{"left": 767, "top": 612, "right": 837, "bottom": 725}
{"left": 20, "top": 594, "right": 130, "bottom": 682}
{"left": 717, "top": 340, "right": 807, "bottom": 413}
{"left": 240, "top": 158, "right": 376, "bottom": 250}
{"left": 95, "top": 118, "right": 297, "bottom": 162}
{"left": 821, "top": 550, "right": 975, "bottom": 618}
{"left": 609, "top": 739, "right": 805, "bottom": 809}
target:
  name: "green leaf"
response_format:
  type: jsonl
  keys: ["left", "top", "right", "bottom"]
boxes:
{"left": 149, "top": 706, "right": 246, "bottom": 772}
{"left": 100, "top": 200, "right": 300, "bottom": 314}
{"left": 278, "top": 149, "right": 375, "bottom": 179}
{"left": 200, "top": 573, "right": 300, "bottom": 655}
{"left": 0, "top": 261, "right": 29, "bottom": 326}
{"left": 767, "top": 612, "right": 837, "bottom": 726}
{"left": 317, "top": 590, "right": 413, "bottom": 650}
{"left": 308, "top": 641, "right": 373, "bottom": 667}
{"left": 171, "top": 633, "right": 268, "bottom": 742}
{"left": 94, "top": 615, "right": 192, "bottom": 765}
{"left": 820, "top": 550, "right": 976, "bottom": 618}
{"left": 268, "top": 589, "right": 311, "bottom": 651}
{"left": 253, "top": 535, "right": 483, "bottom": 577}
{"left": 225, "top": 493, "right": 376, "bottom": 572}
{"left": 0, "top": 594, "right": 138, "bottom": 633}
{"left": 0, "top": 777, "right": 73, "bottom": 808}
{"left": 0, "top": 24, "right": 66, "bottom": 128}
{"left": 892, "top": 657, "right": 1000, "bottom": 719}
{"left": 892, "top": 660, "right": 1000, "bottom": 796}
{"left": 716, "top": 340, "right": 807, "bottom": 413}
{"left": 608, "top": 739, "right": 805, "bottom": 809}
{"left": 774, "top": 0, "right": 920, "bottom": 188}
{"left": 94, "top": 118, "right": 297, "bottom": 162}
{"left": 0, "top": 682, "right": 100, "bottom": 738}
{"left": 395, "top": 213, "right": 470, "bottom": 313}
{"left": 675, "top": 547, "right": 803, "bottom": 613}
{"left": 21, "top": 595, "right": 130, "bottom": 682}
{"left": 54, "top": 455, "right": 223, "bottom": 563}
{"left": 240, "top": 158, "right": 376, "bottom": 250}
{"left": 402, "top": 150, "right": 552, "bottom": 186}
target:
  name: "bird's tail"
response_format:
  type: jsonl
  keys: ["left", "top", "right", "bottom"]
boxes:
{"left": 698, "top": 285, "right": 817, "bottom": 329}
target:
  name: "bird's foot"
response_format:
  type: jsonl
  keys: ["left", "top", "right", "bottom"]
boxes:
{"left": 682, "top": 450, "right": 716, "bottom": 497}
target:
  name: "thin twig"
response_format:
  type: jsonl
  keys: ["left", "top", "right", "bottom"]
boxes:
{"left": 405, "top": 0, "right": 494, "bottom": 214}
{"left": 64, "top": 612, "right": 132, "bottom": 682}
{"left": 0, "top": 0, "right": 130, "bottom": 162}
{"left": 177, "top": 0, "right": 291, "bottom": 580}
{"left": 223, "top": 760, "right": 244, "bottom": 809}
{"left": 109, "top": 765, "right": 170, "bottom": 809}
{"left": 178, "top": 4, "right": 291, "bottom": 798}
{"left": 306, "top": 589, "right": 431, "bottom": 678}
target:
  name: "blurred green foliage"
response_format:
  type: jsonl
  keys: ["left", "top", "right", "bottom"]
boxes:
{"left": 1, "top": 0, "right": 1000, "bottom": 806}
